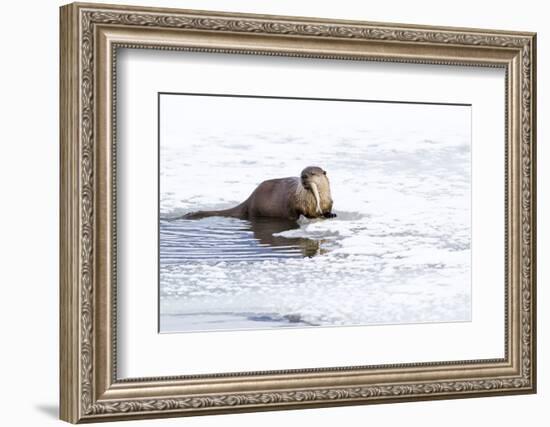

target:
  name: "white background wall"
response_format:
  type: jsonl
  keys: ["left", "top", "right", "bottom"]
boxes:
{"left": 0, "top": 0, "right": 545, "bottom": 425}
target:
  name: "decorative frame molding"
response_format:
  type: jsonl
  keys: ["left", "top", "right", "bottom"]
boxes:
{"left": 60, "top": 2, "right": 536, "bottom": 423}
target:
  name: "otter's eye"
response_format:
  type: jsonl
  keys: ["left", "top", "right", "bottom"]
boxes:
{"left": 301, "top": 174, "right": 307, "bottom": 180}
{"left": 323, "top": 171, "right": 327, "bottom": 175}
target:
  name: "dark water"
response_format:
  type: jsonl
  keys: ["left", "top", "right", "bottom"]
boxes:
{"left": 160, "top": 217, "right": 322, "bottom": 265}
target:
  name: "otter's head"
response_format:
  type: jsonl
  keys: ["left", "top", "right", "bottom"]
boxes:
{"left": 300, "top": 166, "right": 333, "bottom": 215}
{"left": 300, "top": 166, "right": 328, "bottom": 190}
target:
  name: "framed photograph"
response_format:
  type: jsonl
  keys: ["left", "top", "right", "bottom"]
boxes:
{"left": 60, "top": 2, "right": 537, "bottom": 423}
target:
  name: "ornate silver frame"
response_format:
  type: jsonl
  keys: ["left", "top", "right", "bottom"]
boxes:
{"left": 60, "top": 2, "right": 536, "bottom": 423}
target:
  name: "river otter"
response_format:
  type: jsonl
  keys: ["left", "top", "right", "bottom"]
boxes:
{"left": 182, "top": 166, "right": 336, "bottom": 221}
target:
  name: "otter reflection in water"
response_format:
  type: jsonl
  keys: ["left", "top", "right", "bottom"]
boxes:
{"left": 247, "top": 217, "right": 325, "bottom": 258}
{"left": 182, "top": 166, "right": 336, "bottom": 221}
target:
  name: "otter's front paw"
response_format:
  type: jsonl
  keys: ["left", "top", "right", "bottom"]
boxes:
{"left": 323, "top": 212, "right": 337, "bottom": 218}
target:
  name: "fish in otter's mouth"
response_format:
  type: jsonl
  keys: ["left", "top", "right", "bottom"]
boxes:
{"left": 309, "top": 182, "right": 323, "bottom": 215}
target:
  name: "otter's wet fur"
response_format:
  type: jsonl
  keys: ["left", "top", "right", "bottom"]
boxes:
{"left": 182, "top": 166, "right": 336, "bottom": 221}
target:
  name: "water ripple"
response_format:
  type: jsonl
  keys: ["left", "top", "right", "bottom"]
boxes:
{"left": 160, "top": 217, "right": 322, "bottom": 264}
